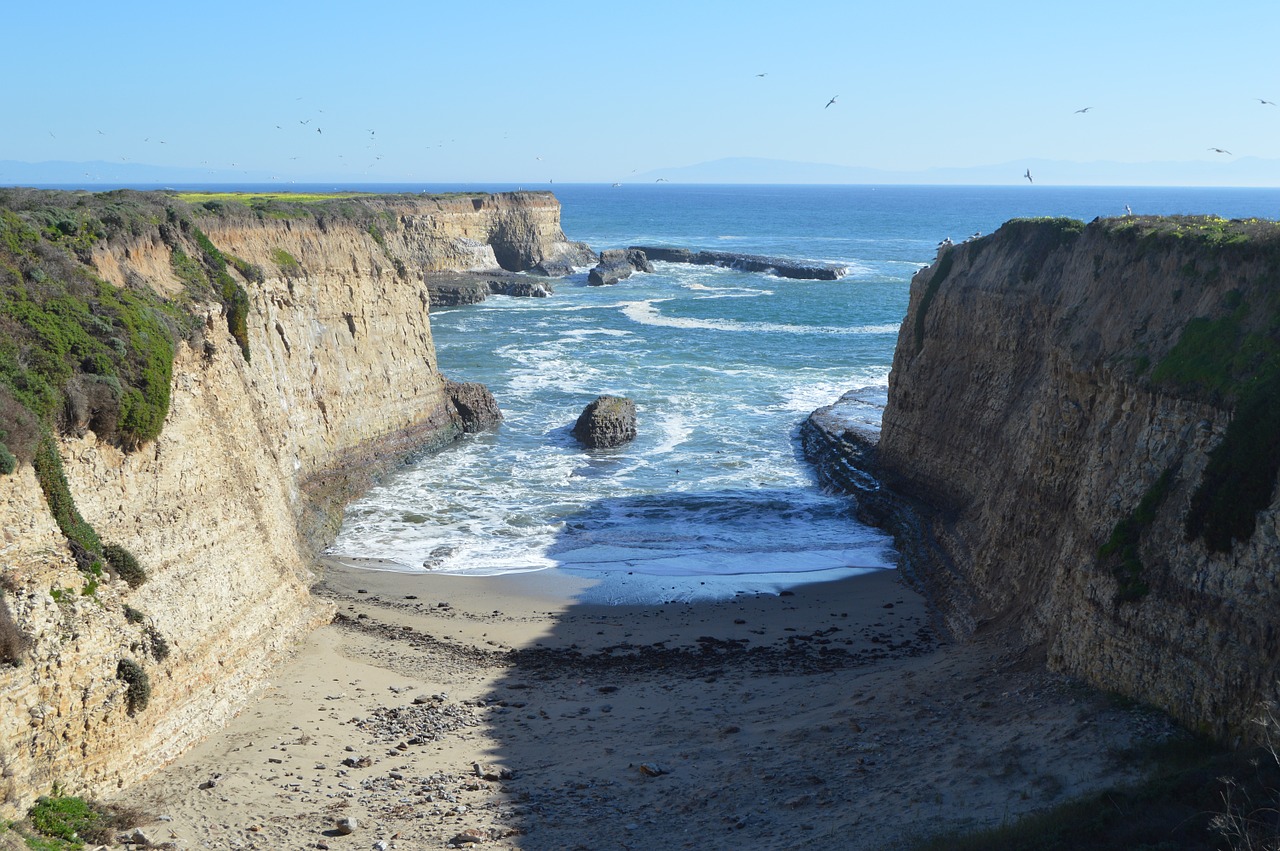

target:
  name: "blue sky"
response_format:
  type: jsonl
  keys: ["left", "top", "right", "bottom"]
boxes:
{"left": 5, "top": 1, "right": 1279, "bottom": 184}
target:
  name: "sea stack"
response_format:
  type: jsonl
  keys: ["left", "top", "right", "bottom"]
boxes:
{"left": 572, "top": 395, "right": 637, "bottom": 448}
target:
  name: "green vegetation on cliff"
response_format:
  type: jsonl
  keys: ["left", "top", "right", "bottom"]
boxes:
{"left": 1099, "top": 467, "right": 1175, "bottom": 602}
{"left": 1119, "top": 217, "right": 1280, "bottom": 554}
{"left": 0, "top": 188, "right": 265, "bottom": 591}
{"left": 23, "top": 791, "right": 145, "bottom": 849}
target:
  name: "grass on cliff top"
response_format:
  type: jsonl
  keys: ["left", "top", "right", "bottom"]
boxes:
{"left": 1106, "top": 213, "right": 1280, "bottom": 249}
{"left": 177, "top": 190, "right": 494, "bottom": 220}
{"left": 176, "top": 191, "right": 376, "bottom": 204}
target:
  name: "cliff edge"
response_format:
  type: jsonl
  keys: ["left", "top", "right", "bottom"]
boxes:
{"left": 804, "top": 215, "right": 1280, "bottom": 740}
{"left": 0, "top": 189, "right": 580, "bottom": 812}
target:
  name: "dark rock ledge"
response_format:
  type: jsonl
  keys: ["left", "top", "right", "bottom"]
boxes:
{"left": 588, "top": 249, "right": 654, "bottom": 286}
{"left": 425, "top": 271, "right": 553, "bottom": 307}
{"left": 631, "top": 246, "right": 848, "bottom": 280}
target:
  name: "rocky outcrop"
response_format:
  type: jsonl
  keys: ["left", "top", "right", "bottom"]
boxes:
{"left": 633, "top": 246, "right": 848, "bottom": 280}
{"left": 425, "top": 271, "right": 552, "bottom": 307}
{"left": 531, "top": 242, "right": 596, "bottom": 277}
{"left": 445, "top": 381, "right": 503, "bottom": 432}
{"left": 587, "top": 249, "right": 653, "bottom": 286}
{"left": 803, "top": 216, "right": 1280, "bottom": 740}
{"left": 0, "top": 189, "right": 580, "bottom": 813}
{"left": 572, "top": 396, "right": 637, "bottom": 448}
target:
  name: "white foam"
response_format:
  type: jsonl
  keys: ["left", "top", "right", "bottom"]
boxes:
{"left": 619, "top": 300, "right": 900, "bottom": 336}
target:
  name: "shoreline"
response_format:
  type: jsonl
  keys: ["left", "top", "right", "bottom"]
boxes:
{"left": 125, "top": 562, "right": 1180, "bottom": 850}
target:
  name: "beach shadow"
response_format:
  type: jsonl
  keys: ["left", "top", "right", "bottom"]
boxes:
{"left": 450, "top": 490, "right": 921, "bottom": 849}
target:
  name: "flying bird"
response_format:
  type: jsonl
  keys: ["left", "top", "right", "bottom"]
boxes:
{"left": 1074, "top": 107, "right": 1092, "bottom": 114}
{"left": 1024, "top": 169, "right": 1033, "bottom": 183}
{"left": 1258, "top": 98, "right": 1276, "bottom": 106}
{"left": 824, "top": 95, "right": 838, "bottom": 109}
{"left": 1208, "top": 147, "right": 1232, "bottom": 155}
{"left": 755, "top": 73, "right": 767, "bottom": 77}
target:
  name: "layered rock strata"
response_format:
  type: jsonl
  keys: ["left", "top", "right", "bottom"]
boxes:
{"left": 0, "top": 190, "right": 580, "bottom": 812}
{"left": 803, "top": 216, "right": 1280, "bottom": 740}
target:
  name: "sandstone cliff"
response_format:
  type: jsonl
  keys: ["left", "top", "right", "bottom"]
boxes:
{"left": 0, "top": 189, "right": 580, "bottom": 812}
{"left": 804, "top": 216, "right": 1280, "bottom": 740}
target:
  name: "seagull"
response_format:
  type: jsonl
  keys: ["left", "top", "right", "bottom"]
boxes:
{"left": 316, "top": 128, "right": 322, "bottom": 134}
{"left": 755, "top": 73, "right": 767, "bottom": 77}
{"left": 1258, "top": 98, "right": 1276, "bottom": 106}
{"left": 1024, "top": 168, "right": 1033, "bottom": 183}
{"left": 824, "top": 95, "right": 838, "bottom": 109}
{"left": 1074, "top": 106, "right": 1092, "bottom": 113}
{"left": 300, "top": 120, "right": 310, "bottom": 125}
{"left": 1208, "top": 147, "right": 1232, "bottom": 155}
{"left": 655, "top": 178, "right": 668, "bottom": 182}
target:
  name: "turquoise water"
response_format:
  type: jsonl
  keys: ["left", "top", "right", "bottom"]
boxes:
{"left": 326, "top": 184, "right": 1280, "bottom": 602}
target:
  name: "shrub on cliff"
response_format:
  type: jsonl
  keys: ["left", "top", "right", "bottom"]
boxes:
{"left": 0, "top": 206, "right": 176, "bottom": 452}
{"left": 0, "top": 592, "right": 29, "bottom": 666}
{"left": 32, "top": 434, "right": 101, "bottom": 564}
{"left": 0, "top": 443, "right": 14, "bottom": 475}
{"left": 27, "top": 792, "right": 147, "bottom": 847}
{"left": 116, "top": 657, "right": 151, "bottom": 716}
{"left": 103, "top": 543, "right": 146, "bottom": 589}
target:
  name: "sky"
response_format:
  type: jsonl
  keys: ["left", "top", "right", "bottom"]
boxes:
{"left": 4, "top": 0, "right": 1280, "bottom": 185}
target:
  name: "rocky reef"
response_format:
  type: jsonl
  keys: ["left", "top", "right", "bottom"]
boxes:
{"left": 804, "top": 215, "right": 1280, "bottom": 741}
{"left": 0, "top": 188, "right": 581, "bottom": 812}
{"left": 634, "top": 246, "right": 847, "bottom": 280}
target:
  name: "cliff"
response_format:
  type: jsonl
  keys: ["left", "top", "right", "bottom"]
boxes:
{"left": 803, "top": 215, "right": 1280, "bottom": 740}
{"left": 0, "top": 188, "right": 581, "bottom": 812}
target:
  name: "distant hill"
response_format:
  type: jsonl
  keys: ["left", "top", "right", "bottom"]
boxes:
{"left": 632, "top": 156, "right": 1280, "bottom": 187}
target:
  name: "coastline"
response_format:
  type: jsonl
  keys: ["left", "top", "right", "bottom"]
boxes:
{"left": 123, "top": 561, "right": 1178, "bottom": 850}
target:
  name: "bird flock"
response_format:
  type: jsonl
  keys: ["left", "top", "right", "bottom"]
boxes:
{"left": 24, "top": 78, "right": 1280, "bottom": 186}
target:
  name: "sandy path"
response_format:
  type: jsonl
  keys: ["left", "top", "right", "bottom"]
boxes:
{"left": 122, "top": 564, "right": 1177, "bottom": 850}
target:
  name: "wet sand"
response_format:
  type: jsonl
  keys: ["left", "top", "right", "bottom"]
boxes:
{"left": 124, "top": 561, "right": 1178, "bottom": 850}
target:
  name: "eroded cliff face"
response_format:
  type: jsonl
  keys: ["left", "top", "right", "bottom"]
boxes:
{"left": 805, "top": 216, "right": 1280, "bottom": 739}
{"left": 0, "top": 191, "right": 579, "bottom": 811}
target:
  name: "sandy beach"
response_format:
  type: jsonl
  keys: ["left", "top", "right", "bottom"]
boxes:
{"left": 124, "top": 562, "right": 1178, "bottom": 850}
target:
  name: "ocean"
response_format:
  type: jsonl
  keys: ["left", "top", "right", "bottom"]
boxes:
{"left": 321, "top": 183, "right": 1280, "bottom": 603}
